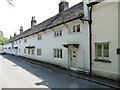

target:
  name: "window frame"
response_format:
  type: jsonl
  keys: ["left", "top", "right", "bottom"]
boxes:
{"left": 95, "top": 43, "right": 110, "bottom": 61}
{"left": 28, "top": 48, "right": 30, "bottom": 54}
{"left": 54, "top": 30, "right": 62, "bottom": 37}
{"left": 53, "top": 48, "right": 62, "bottom": 59}
{"left": 31, "top": 48, "right": 34, "bottom": 55}
{"left": 37, "top": 34, "right": 42, "bottom": 40}
{"left": 70, "top": 24, "right": 81, "bottom": 34}
{"left": 37, "top": 48, "right": 42, "bottom": 56}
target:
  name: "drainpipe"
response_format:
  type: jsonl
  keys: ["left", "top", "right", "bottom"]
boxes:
{"left": 89, "top": 6, "right": 92, "bottom": 75}
{"left": 80, "top": 5, "right": 93, "bottom": 75}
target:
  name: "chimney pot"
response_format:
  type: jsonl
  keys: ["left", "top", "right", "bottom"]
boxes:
{"left": 20, "top": 26, "right": 23, "bottom": 34}
{"left": 14, "top": 32, "right": 17, "bottom": 37}
{"left": 31, "top": 16, "right": 37, "bottom": 27}
{"left": 10, "top": 35, "right": 12, "bottom": 39}
{"left": 59, "top": 0, "right": 69, "bottom": 13}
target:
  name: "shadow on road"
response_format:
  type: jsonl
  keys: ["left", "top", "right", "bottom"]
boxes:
{"left": 1, "top": 54, "right": 81, "bottom": 88}
{"left": 1, "top": 54, "right": 118, "bottom": 89}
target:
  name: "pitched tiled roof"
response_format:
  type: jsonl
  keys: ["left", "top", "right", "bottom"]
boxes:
{"left": 5, "top": 2, "right": 83, "bottom": 44}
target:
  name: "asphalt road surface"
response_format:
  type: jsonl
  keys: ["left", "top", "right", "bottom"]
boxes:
{"left": 0, "top": 54, "right": 115, "bottom": 89}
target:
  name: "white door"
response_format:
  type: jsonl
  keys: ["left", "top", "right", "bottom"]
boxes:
{"left": 69, "top": 47, "right": 78, "bottom": 69}
{"left": 15, "top": 49, "right": 18, "bottom": 55}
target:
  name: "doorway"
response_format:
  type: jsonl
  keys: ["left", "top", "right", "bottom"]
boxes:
{"left": 69, "top": 46, "right": 78, "bottom": 70}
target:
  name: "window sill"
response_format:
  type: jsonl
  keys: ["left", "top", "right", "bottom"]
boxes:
{"left": 94, "top": 59, "right": 111, "bottom": 63}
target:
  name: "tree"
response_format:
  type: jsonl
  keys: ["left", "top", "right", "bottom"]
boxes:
{"left": 0, "top": 34, "right": 8, "bottom": 45}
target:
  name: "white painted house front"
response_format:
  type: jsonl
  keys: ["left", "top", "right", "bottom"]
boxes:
{"left": 88, "top": 0, "right": 120, "bottom": 80}
{"left": 4, "top": 1, "right": 90, "bottom": 73}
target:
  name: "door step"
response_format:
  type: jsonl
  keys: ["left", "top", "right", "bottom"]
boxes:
{"left": 70, "top": 68, "right": 79, "bottom": 71}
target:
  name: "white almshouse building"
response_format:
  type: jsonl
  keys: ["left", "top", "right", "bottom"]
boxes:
{"left": 4, "top": 0, "right": 120, "bottom": 81}
{"left": 4, "top": 1, "right": 90, "bottom": 72}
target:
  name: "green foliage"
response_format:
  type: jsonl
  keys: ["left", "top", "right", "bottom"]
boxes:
{"left": 0, "top": 34, "right": 8, "bottom": 45}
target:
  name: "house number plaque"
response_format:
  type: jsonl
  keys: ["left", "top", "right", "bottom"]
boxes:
{"left": 117, "top": 48, "right": 120, "bottom": 54}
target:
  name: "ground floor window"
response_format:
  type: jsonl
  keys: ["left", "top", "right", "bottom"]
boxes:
{"left": 32, "top": 48, "right": 34, "bottom": 55}
{"left": 95, "top": 43, "right": 109, "bottom": 60}
{"left": 28, "top": 49, "right": 30, "bottom": 54}
{"left": 37, "top": 49, "right": 42, "bottom": 56}
{"left": 53, "top": 48, "right": 62, "bottom": 59}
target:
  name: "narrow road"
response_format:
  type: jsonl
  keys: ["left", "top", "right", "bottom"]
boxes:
{"left": 0, "top": 55, "right": 114, "bottom": 89}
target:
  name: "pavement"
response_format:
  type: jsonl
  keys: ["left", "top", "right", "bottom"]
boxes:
{"left": 1, "top": 54, "right": 120, "bottom": 89}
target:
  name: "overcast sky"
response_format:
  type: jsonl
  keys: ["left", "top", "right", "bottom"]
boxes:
{"left": 0, "top": 0, "right": 82, "bottom": 38}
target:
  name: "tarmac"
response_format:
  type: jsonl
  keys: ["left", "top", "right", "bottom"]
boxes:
{"left": 4, "top": 54, "right": 120, "bottom": 89}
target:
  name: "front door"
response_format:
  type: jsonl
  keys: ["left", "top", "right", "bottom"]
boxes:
{"left": 15, "top": 49, "right": 18, "bottom": 55}
{"left": 69, "top": 47, "right": 78, "bottom": 69}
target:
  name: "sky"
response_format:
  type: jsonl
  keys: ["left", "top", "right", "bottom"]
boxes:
{"left": 0, "top": 0, "right": 82, "bottom": 38}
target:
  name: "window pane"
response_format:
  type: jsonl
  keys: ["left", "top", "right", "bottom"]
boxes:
{"left": 97, "top": 50, "right": 102, "bottom": 57}
{"left": 104, "top": 44, "right": 109, "bottom": 50}
{"left": 60, "top": 30, "right": 62, "bottom": 36}
{"left": 77, "top": 25, "right": 80, "bottom": 32}
{"left": 57, "top": 31, "right": 59, "bottom": 36}
{"left": 96, "top": 44, "right": 102, "bottom": 57}
{"left": 37, "top": 49, "right": 40, "bottom": 55}
{"left": 104, "top": 44, "right": 109, "bottom": 57}
{"left": 54, "top": 49, "right": 56, "bottom": 58}
{"left": 73, "top": 26, "right": 75, "bottom": 32}
{"left": 60, "top": 49, "right": 62, "bottom": 58}
{"left": 97, "top": 44, "right": 102, "bottom": 50}
{"left": 32, "top": 49, "right": 34, "bottom": 55}
{"left": 57, "top": 49, "right": 59, "bottom": 58}
{"left": 104, "top": 51, "right": 109, "bottom": 57}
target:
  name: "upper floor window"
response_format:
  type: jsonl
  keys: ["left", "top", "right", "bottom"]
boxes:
{"left": 54, "top": 30, "right": 62, "bottom": 37}
{"left": 95, "top": 43, "right": 109, "bottom": 60}
{"left": 24, "top": 39, "right": 27, "bottom": 43}
{"left": 37, "top": 35, "right": 42, "bottom": 40}
{"left": 70, "top": 24, "right": 81, "bottom": 33}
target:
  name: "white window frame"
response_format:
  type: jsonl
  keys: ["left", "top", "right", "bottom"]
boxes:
{"left": 37, "top": 34, "right": 42, "bottom": 40}
{"left": 70, "top": 24, "right": 81, "bottom": 34}
{"left": 54, "top": 30, "right": 62, "bottom": 37}
{"left": 95, "top": 43, "right": 109, "bottom": 60}
{"left": 31, "top": 48, "right": 34, "bottom": 55}
{"left": 37, "top": 49, "right": 42, "bottom": 56}
{"left": 53, "top": 48, "right": 62, "bottom": 59}
{"left": 28, "top": 48, "right": 30, "bottom": 54}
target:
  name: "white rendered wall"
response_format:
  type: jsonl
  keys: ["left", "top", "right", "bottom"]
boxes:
{"left": 4, "top": 19, "right": 90, "bottom": 72}
{"left": 92, "top": 2, "right": 119, "bottom": 80}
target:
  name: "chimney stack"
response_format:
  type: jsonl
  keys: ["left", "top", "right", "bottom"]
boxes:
{"left": 10, "top": 35, "right": 12, "bottom": 39}
{"left": 59, "top": 0, "right": 69, "bottom": 13}
{"left": 31, "top": 16, "right": 37, "bottom": 27}
{"left": 20, "top": 26, "right": 23, "bottom": 34}
{"left": 14, "top": 32, "right": 17, "bottom": 37}
{"left": 83, "top": 0, "right": 90, "bottom": 19}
